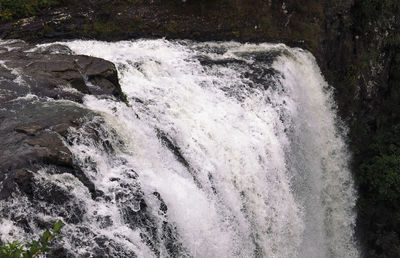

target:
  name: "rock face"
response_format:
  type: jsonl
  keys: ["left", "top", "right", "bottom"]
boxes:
{"left": 0, "top": 40, "right": 124, "bottom": 201}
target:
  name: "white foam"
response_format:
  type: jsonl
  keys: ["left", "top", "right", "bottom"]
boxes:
{"left": 0, "top": 39, "right": 359, "bottom": 257}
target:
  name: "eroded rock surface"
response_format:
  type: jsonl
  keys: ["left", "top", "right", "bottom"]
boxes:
{"left": 0, "top": 40, "right": 124, "bottom": 201}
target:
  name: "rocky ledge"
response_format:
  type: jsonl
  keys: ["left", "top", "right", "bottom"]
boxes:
{"left": 0, "top": 40, "right": 124, "bottom": 201}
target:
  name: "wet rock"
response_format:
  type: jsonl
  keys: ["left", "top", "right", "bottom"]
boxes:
{"left": 0, "top": 40, "right": 126, "bottom": 203}
{"left": 14, "top": 169, "right": 34, "bottom": 196}
{"left": 49, "top": 247, "right": 75, "bottom": 258}
{"left": 0, "top": 40, "right": 33, "bottom": 52}
{"left": 32, "top": 181, "right": 87, "bottom": 224}
{"left": 15, "top": 124, "right": 45, "bottom": 136}
{"left": 27, "top": 132, "right": 74, "bottom": 166}
{"left": 36, "top": 44, "right": 73, "bottom": 55}
{"left": 157, "top": 129, "right": 190, "bottom": 170}
{"left": 0, "top": 40, "right": 124, "bottom": 102}
{"left": 35, "top": 182, "right": 72, "bottom": 205}
{"left": 0, "top": 99, "right": 99, "bottom": 200}
{"left": 92, "top": 236, "right": 138, "bottom": 258}
{"left": 161, "top": 221, "right": 187, "bottom": 257}
{"left": 76, "top": 55, "right": 123, "bottom": 99}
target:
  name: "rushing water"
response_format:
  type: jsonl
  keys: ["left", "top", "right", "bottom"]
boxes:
{"left": 1, "top": 40, "right": 359, "bottom": 257}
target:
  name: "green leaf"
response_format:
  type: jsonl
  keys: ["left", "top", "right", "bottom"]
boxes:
{"left": 25, "top": 240, "right": 41, "bottom": 257}
{"left": 52, "top": 220, "right": 65, "bottom": 234}
{"left": 0, "top": 220, "right": 66, "bottom": 257}
{"left": 41, "top": 229, "right": 51, "bottom": 245}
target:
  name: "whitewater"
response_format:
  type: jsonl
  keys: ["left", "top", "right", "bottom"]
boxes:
{"left": 1, "top": 39, "right": 359, "bottom": 258}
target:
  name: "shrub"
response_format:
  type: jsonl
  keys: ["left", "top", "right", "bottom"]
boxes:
{"left": 0, "top": 220, "right": 65, "bottom": 258}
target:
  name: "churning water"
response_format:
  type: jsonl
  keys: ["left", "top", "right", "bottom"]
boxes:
{"left": 1, "top": 40, "right": 359, "bottom": 257}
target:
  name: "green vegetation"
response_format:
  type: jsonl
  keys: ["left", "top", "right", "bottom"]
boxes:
{"left": 346, "top": 2, "right": 400, "bottom": 256}
{"left": 356, "top": 125, "right": 400, "bottom": 257}
{"left": 0, "top": 0, "right": 64, "bottom": 20}
{"left": 0, "top": 220, "right": 65, "bottom": 258}
{"left": 359, "top": 125, "right": 400, "bottom": 203}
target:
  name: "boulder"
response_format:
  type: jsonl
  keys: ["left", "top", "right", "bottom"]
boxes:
{"left": 0, "top": 43, "right": 124, "bottom": 103}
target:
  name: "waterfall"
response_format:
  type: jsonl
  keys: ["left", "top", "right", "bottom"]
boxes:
{"left": 0, "top": 40, "right": 359, "bottom": 257}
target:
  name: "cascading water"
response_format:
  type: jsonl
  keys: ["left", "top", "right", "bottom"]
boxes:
{"left": 0, "top": 40, "right": 359, "bottom": 257}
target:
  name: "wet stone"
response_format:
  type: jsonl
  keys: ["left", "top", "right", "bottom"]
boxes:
{"left": 0, "top": 40, "right": 124, "bottom": 102}
{"left": 0, "top": 37, "right": 127, "bottom": 203}
{"left": 0, "top": 40, "right": 127, "bottom": 238}
{"left": 15, "top": 124, "right": 45, "bottom": 136}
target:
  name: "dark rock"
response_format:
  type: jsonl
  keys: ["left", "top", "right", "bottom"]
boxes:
{"left": 0, "top": 40, "right": 126, "bottom": 203}
{"left": 0, "top": 99, "right": 97, "bottom": 200}
{"left": 91, "top": 236, "right": 138, "bottom": 258}
{"left": 0, "top": 41, "right": 121, "bottom": 101}
{"left": 49, "top": 247, "right": 76, "bottom": 258}
{"left": 157, "top": 129, "right": 190, "bottom": 170}
{"left": 75, "top": 55, "right": 124, "bottom": 99}
{"left": 36, "top": 44, "right": 73, "bottom": 55}
{"left": 0, "top": 41, "right": 124, "bottom": 103}
{"left": 156, "top": 128, "right": 202, "bottom": 188}
{"left": 35, "top": 182, "right": 72, "bottom": 206}
{"left": 14, "top": 169, "right": 33, "bottom": 196}
{"left": 15, "top": 124, "right": 45, "bottom": 136}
